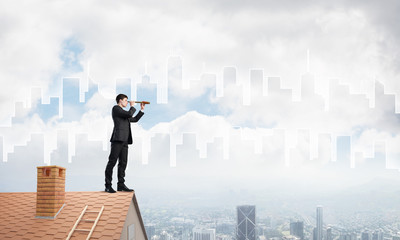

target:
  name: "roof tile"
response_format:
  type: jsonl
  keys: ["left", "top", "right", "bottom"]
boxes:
{"left": 0, "top": 191, "right": 135, "bottom": 239}
{"left": 90, "top": 231, "right": 103, "bottom": 238}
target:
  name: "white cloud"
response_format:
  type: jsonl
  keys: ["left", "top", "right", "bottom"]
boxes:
{"left": 0, "top": 0, "right": 399, "bottom": 177}
{"left": 0, "top": 1, "right": 68, "bottom": 122}
{"left": 1, "top": 0, "right": 399, "bottom": 114}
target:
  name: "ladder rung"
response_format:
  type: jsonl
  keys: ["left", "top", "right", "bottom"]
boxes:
{"left": 66, "top": 205, "right": 105, "bottom": 240}
{"left": 81, "top": 219, "right": 95, "bottom": 222}
{"left": 87, "top": 206, "right": 105, "bottom": 239}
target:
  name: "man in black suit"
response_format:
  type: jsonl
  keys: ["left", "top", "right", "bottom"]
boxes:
{"left": 105, "top": 94, "right": 145, "bottom": 193}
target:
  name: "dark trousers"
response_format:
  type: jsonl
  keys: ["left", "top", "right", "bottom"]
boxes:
{"left": 105, "top": 142, "right": 129, "bottom": 187}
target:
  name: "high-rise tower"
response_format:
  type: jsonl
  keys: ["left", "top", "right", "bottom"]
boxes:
{"left": 236, "top": 205, "right": 256, "bottom": 240}
{"left": 193, "top": 226, "right": 216, "bottom": 240}
{"left": 290, "top": 221, "right": 304, "bottom": 240}
{"left": 316, "top": 206, "right": 323, "bottom": 240}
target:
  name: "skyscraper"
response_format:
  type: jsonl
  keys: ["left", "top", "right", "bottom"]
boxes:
{"left": 145, "top": 224, "right": 156, "bottom": 240}
{"left": 336, "top": 136, "right": 351, "bottom": 168}
{"left": 313, "top": 228, "right": 317, "bottom": 240}
{"left": 290, "top": 221, "right": 304, "bottom": 240}
{"left": 361, "top": 231, "right": 370, "bottom": 240}
{"left": 326, "top": 227, "right": 332, "bottom": 240}
{"left": 316, "top": 206, "right": 323, "bottom": 240}
{"left": 339, "top": 233, "right": 357, "bottom": 240}
{"left": 236, "top": 205, "right": 256, "bottom": 240}
{"left": 250, "top": 69, "right": 264, "bottom": 104}
{"left": 192, "top": 226, "right": 216, "bottom": 240}
{"left": 372, "top": 230, "right": 383, "bottom": 240}
{"left": 62, "top": 77, "right": 85, "bottom": 121}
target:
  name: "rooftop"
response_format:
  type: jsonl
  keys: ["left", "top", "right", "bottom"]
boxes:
{"left": 0, "top": 191, "right": 144, "bottom": 239}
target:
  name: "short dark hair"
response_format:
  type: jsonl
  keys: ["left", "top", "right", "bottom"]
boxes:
{"left": 116, "top": 94, "right": 128, "bottom": 103}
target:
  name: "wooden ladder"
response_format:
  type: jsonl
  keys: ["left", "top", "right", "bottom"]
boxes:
{"left": 66, "top": 205, "right": 105, "bottom": 240}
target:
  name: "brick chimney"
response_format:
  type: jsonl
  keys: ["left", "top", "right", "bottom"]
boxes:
{"left": 36, "top": 165, "right": 66, "bottom": 218}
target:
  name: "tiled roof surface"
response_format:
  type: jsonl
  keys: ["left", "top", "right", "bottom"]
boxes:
{"left": 0, "top": 191, "right": 134, "bottom": 240}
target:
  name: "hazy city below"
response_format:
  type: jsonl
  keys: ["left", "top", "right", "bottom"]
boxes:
{"left": 135, "top": 169, "right": 400, "bottom": 240}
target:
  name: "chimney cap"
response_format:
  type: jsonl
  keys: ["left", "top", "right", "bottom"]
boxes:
{"left": 37, "top": 165, "right": 66, "bottom": 170}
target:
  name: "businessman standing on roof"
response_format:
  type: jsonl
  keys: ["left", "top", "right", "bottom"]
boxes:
{"left": 105, "top": 93, "right": 145, "bottom": 193}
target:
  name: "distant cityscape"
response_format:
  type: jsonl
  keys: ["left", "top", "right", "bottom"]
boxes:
{"left": 143, "top": 204, "right": 400, "bottom": 240}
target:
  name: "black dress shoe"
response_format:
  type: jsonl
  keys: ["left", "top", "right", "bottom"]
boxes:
{"left": 117, "top": 184, "right": 134, "bottom": 192}
{"left": 105, "top": 186, "right": 116, "bottom": 193}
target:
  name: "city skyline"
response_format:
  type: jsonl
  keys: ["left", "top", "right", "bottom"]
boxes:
{"left": 1, "top": 0, "right": 400, "bottom": 188}
{"left": 141, "top": 203, "right": 400, "bottom": 240}
{"left": 0, "top": 59, "right": 400, "bottom": 194}
{"left": 0, "top": 63, "right": 398, "bottom": 166}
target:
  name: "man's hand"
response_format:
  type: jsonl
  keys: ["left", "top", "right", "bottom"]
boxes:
{"left": 129, "top": 101, "right": 135, "bottom": 107}
{"left": 141, "top": 102, "right": 145, "bottom": 111}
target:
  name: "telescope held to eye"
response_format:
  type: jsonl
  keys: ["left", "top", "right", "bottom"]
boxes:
{"left": 132, "top": 101, "right": 150, "bottom": 104}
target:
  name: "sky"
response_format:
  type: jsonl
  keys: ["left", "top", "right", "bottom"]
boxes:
{"left": 0, "top": 0, "right": 400, "bottom": 194}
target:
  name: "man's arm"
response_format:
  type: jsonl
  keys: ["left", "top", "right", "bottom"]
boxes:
{"left": 129, "top": 102, "right": 145, "bottom": 122}
{"left": 129, "top": 111, "right": 144, "bottom": 122}
{"left": 113, "top": 105, "right": 136, "bottom": 118}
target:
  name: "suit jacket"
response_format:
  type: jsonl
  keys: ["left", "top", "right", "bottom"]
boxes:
{"left": 110, "top": 105, "right": 144, "bottom": 144}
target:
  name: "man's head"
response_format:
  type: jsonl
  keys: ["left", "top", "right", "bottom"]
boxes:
{"left": 116, "top": 94, "right": 128, "bottom": 107}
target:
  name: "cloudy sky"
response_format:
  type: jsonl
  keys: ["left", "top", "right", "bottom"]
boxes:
{"left": 1, "top": 0, "right": 400, "bottom": 192}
